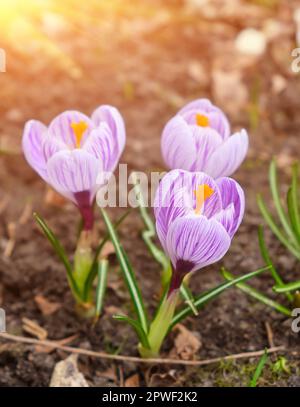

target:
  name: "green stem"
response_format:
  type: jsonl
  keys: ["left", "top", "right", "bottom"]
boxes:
{"left": 139, "top": 291, "right": 179, "bottom": 358}
{"left": 73, "top": 231, "right": 93, "bottom": 301}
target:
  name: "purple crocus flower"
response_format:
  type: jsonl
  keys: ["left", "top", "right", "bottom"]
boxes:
{"left": 154, "top": 169, "right": 245, "bottom": 295}
{"left": 161, "top": 98, "right": 248, "bottom": 178}
{"left": 22, "top": 105, "right": 125, "bottom": 230}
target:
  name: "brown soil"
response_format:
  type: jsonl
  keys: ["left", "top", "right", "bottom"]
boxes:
{"left": 0, "top": 0, "right": 299, "bottom": 387}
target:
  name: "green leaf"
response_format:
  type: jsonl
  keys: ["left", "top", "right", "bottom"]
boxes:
{"left": 100, "top": 208, "right": 148, "bottom": 333}
{"left": 180, "top": 282, "right": 198, "bottom": 316}
{"left": 170, "top": 266, "right": 270, "bottom": 329}
{"left": 222, "top": 268, "right": 291, "bottom": 317}
{"left": 34, "top": 212, "right": 80, "bottom": 299}
{"left": 95, "top": 259, "right": 108, "bottom": 317}
{"left": 83, "top": 210, "right": 131, "bottom": 301}
{"left": 257, "top": 194, "right": 300, "bottom": 260}
{"left": 269, "top": 159, "right": 297, "bottom": 245}
{"left": 249, "top": 349, "right": 268, "bottom": 387}
{"left": 274, "top": 279, "right": 300, "bottom": 293}
{"left": 287, "top": 162, "right": 300, "bottom": 243}
{"left": 113, "top": 315, "right": 150, "bottom": 349}
{"left": 258, "top": 225, "right": 293, "bottom": 302}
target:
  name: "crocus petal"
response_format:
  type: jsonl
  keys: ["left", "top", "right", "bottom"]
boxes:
{"left": 48, "top": 110, "right": 94, "bottom": 147}
{"left": 178, "top": 98, "right": 218, "bottom": 115}
{"left": 161, "top": 116, "right": 197, "bottom": 171}
{"left": 22, "top": 120, "right": 48, "bottom": 181}
{"left": 155, "top": 186, "right": 193, "bottom": 252}
{"left": 190, "top": 126, "right": 223, "bottom": 171}
{"left": 46, "top": 149, "right": 102, "bottom": 203}
{"left": 189, "top": 171, "right": 222, "bottom": 218}
{"left": 83, "top": 122, "right": 122, "bottom": 172}
{"left": 43, "top": 136, "right": 68, "bottom": 162}
{"left": 166, "top": 215, "right": 231, "bottom": 273}
{"left": 215, "top": 177, "right": 245, "bottom": 238}
{"left": 91, "top": 105, "right": 126, "bottom": 155}
{"left": 204, "top": 129, "right": 249, "bottom": 178}
{"left": 178, "top": 98, "right": 230, "bottom": 139}
{"left": 154, "top": 170, "right": 222, "bottom": 250}
{"left": 213, "top": 204, "right": 235, "bottom": 237}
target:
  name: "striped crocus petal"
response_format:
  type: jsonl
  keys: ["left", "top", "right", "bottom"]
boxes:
{"left": 83, "top": 121, "right": 123, "bottom": 173}
{"left": 190, "top": 126, "right": 223, "bottom": 172}
{"left": 48, "top": 110, "right": 94, "bottom": 147}
{"left": 166, "top": 215, "right": 231, "bottom": 282}
{"left": 204, "top": 129, "right": 249, "bottom": 178}
{"left": 46, "top": 149, "right": 102, "bottom": 204}
{"left": 161, "top": 115, "right": 197, "bottom": 171}
{"left": 178, "top": 98, "right": 231, "bottom": 140}
{"left": 154, "top": 170, "right": 222, "bottom": 250}
{"left": 215, "top": 177, "right": 245, "bottom": 238}
{"left": 155, "top": 186, "right": 193, "bottom": 253}
{"left": 43, "top": 135, "right": 68, "bottom": 162}
{"left": 22, "top": 120, "right": 48, "bottom": 181}
{"left": 91, "top": 105, "right": 126, "bottom": 157}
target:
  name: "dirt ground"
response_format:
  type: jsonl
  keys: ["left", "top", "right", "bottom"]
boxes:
{"left": 0, "top": 0, "right": 299, "bottom": 386}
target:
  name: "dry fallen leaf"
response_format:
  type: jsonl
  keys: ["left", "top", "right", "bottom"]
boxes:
{"left": 34, "top": 334, "right": 78, "bottom": 353}
{"left": 125, "top": 373, "right": 140, "bottom": 387}
{"left": 50, "top": 354, "right": 89, "bottom": 387}
{"left": 171, "top": 324, "right": 202, "bottom": 360}
{"left": 34, "top": 295, "right": 61, "bottom": 316}
{"left": 22, "top": 317, "right": 48, "bottom": 340}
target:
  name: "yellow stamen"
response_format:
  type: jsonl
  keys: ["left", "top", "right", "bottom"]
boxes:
{"left": 196, "top": 113, "right": 209, "bottom": 127}
{"left": 194, "top": 184, "right": 214, "bottom": 215}
{"left": 71, "top": 121, "right": 88, "bottom": 148}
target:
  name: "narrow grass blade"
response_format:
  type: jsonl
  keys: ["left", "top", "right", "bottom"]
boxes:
{"left": 83, "top": 210, "right": 131, "bottom": 301}
{"left": 222, "top": 268, "right": 291, "bottom": 317}
{"left": 257, "top": 194, "right": 300, "bottom": 260}
{"left": 170, "top": 266, "right": 270, "bottom": 329}
{"left": 258, "top": 225, "right": 293, "bottom": 302}
{"left": 113, "top": 315, "right": 150, "bottom": 349}
{"left": 269, "top": 160, "right": 298, "bottom": 245}
{"left": 287, "top": 163, "right": 300, "bottom": 242}
{"left": 100, "top": 208, "right": 148, "bottom": 333}
{"left": 274, "top": 279, "right": 300, "bottom": 293}
{"left": 34, "top": 212, "right": 79, "bottom": 298}
{"left": 95, "top": 259, "right": 108, "bottom": 317}
{"left": 181, "top": 283, "right": 198, "bottom": 316}
{"left": 249, "top": 349, "right": 268, "bottom": 387}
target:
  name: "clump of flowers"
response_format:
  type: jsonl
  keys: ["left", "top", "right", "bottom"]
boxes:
{"left": 161, "top": 98, "right": 248, "bottom": 178}
{"left": 102, "top": 169, "right": 267, "bottom": 358}
{"left": 22, "top": 105, "right": 125, "bottom": 315}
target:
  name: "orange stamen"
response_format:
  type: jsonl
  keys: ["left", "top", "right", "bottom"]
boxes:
{"left": 194, "top": 184, "right": 214, "bottom": 215}
{"left": 71, "top": 121, "right": 88, "bottom": 148}
{"left": 196, "top": 113, "right": 209, "bottom": 127}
